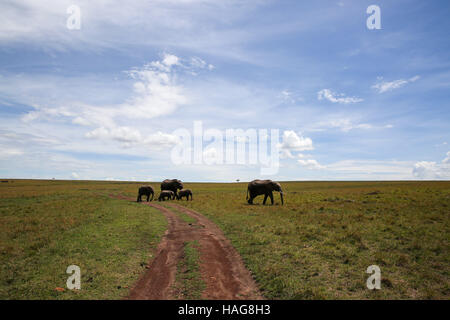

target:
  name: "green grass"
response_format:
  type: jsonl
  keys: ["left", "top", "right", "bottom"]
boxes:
{"left": 178, "top": 181, "right": 450, "bottom": 299}
{"left": 0, "top": 180, "right": 167, "bottom": 299}
{"left": 160, "top": 203, "right": 197, "bottom": 224}
{"left": 1, "top": 179, "right": 449, "bottom": 299}
{"left": 171, "top": 240, "right": 205, "bottom": 299}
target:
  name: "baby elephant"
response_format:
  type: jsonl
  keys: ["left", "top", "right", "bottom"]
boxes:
{"left": 177, "top": 189, "right": 193, "bottom": 201}
{"left": 158, "top": 190, "right": 175, "bottom": 201}
{"left": 137, "top": 185, "right": 154, "bottom": 202}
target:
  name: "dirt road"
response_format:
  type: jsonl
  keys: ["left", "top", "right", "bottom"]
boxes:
{"left": 114, "top": 195, "right": 262, "bottom": 300}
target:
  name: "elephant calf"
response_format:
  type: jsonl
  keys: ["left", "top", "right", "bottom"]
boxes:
{"left": 247, "top": 179, "right": 284, "bottom": 205}
{"left": 158, "top": 190, "right": 175, "bottom": 201}
{"left": 137, "top": 185, "right": 154, "bottom": 202}
{"left": 177, "top": 189, "right": 193, "bottom": 201}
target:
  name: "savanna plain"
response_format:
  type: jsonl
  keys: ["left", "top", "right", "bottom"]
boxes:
{"left": 0, "top": 179, "right": 448, "bottom": 299}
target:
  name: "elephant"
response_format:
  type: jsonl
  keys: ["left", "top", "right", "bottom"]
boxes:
{"left": 161, "top": 179, "right": 183, "bottom": 198}
{"left": 137, "top": 185, "right": 154, "bottom": 202}
{"left": 158, "top": 190, "right": 175, "bottom": 201}
{"left": 247, "top": 179, "right": 284, "bottom": 205}
{"left": 177, "top": 189, "right": 193, "bottom": 201}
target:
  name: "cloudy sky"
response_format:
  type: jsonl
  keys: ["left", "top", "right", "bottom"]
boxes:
{"left": 0, "top": 0, "right": 449, "bottom": 181}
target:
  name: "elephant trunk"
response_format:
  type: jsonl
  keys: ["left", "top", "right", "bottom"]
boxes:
{"left": 280, "top": 191, "right": 284, "bottom": 205}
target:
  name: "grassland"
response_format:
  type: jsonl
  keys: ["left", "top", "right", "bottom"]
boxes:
{"left": 0, "top": 179, "right": 167, "bottom": 299}
{"left": 1, "top": 179, "right": 449, "bottom": 299}
{"left": 174, "top": 181, "right": 449, "bottom": 299}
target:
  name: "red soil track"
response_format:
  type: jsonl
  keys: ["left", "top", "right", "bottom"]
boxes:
{"left": 113, "top": 195, "right": 262, "bottom": 300}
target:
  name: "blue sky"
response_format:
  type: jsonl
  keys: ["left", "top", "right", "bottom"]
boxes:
{"left": 0, "top": 0, "right": 449, "bottom": 181}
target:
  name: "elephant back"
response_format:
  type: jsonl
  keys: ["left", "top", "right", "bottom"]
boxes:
{"left": 139, "top": 185, "right": 154, "bottom": 193}
{"left": 161, "top": 179, "right": 183, "bottom": 191}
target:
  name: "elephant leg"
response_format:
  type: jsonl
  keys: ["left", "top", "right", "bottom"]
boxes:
{"left": 248, "top": 194, "right": 254, "bottom": 204}
{"left": 146, "top": 194, "right": 150, "bottom": 202}
{"left": 263, "top": 193, "right": 268, "bottom": 205}
{"left": 269, "top": 191, "right": 274, "bottom": 205}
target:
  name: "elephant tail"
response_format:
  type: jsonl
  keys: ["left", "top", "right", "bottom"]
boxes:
{"left": 150, "top": 193, "right": 154, "bottom": 201}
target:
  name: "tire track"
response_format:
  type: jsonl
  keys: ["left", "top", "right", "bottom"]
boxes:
{"left": 112, "top": 195, "right": 262, "bottom": 300}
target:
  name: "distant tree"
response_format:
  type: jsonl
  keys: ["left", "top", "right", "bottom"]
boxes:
{"left": 236, "top": 179, "right": 240, "bottom": 182}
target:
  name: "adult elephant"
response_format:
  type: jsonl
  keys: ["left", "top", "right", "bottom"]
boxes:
{"left": 161, "top": 179, "right": 183, "bottom": 197}
{"left": 137, "top": 185, "right": 154, "bottom": 202}
{"left": 247, "top": 179, "right": 284, "bottom": 205}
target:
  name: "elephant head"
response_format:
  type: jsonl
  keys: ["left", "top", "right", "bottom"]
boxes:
{"left": 173, "top": 179, "right": 183, "bottom": 190}
{"left": 270, "top": 181, "right": 284, "bottom": 205}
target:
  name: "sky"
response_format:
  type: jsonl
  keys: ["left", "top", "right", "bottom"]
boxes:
{"left": 0, "top": 0, "right": 449, "bottom": 182}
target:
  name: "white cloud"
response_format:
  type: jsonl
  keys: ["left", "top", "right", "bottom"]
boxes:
{"left": 372, "top": 75, "right": 420, "bottom": 93}
{"left": 326, "top": 159, "right": 414, "bottom": 179}
{"left": 317, "top": 89, "right": 363, "bottom": 104}
{"left": 279, "top": 132, "right": 322, "bottom": 169}
{"left": 21, "top": 54, "right": 190, "bottom": 128}
{"left": 281, "top": 90, "right": 294, "bottom": 103}
{"left": 18, "top": 54, "right": 206, "bottom": 152}
{"left": 143, "top": 131, "right": 180, "bottom": 148}
{"left": 443, "top": 151, "right": 450, "bottom": 164}
{"left": 278, "top": 131, "right": 316, "bottom": 164}
{"left": 85, "top": 126, "right": 142, "bottom": 144}
{"left": 322, "top": 119, "right": 373, "bottom": 132}
{"left": 280, "top": 149, "right": 294, "bottom": 159}
{"left": 412, "top": 152, "right": 450, "bottom": 179}
{"left": 190, "top": 57, "right": 207, "bottom": 69}
{"left": 278, "top": 130, "right": 313, "bottom": 151}
{"left": 297, "top": 158, "right": 325, "bottom": 170}
{"left": 0, "top": 0, "right": 267, "bottom": 64}
{"left": 0, "top": 148, "right": 24, "bottom": 158}
{"left": 412, "top": 161, "right": 439, "bottom": 179}
{"left": 279, "top": 90, "right": 303, "bottom": 103}
{"left": 123, "top": 56, "right": 188, "bottom": 119}
{"left": 71, "top": 172, "right": 80, "bottom": 179}
{"left": 85, "top": 126, "right": 179, "bottom": 149}
{"left": 162, "top": 54, "right": 180, "bottom": 67}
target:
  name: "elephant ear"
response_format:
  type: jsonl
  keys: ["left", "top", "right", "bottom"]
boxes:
{"left": 272, "top": 181, "right": 281, "bottom": 190}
